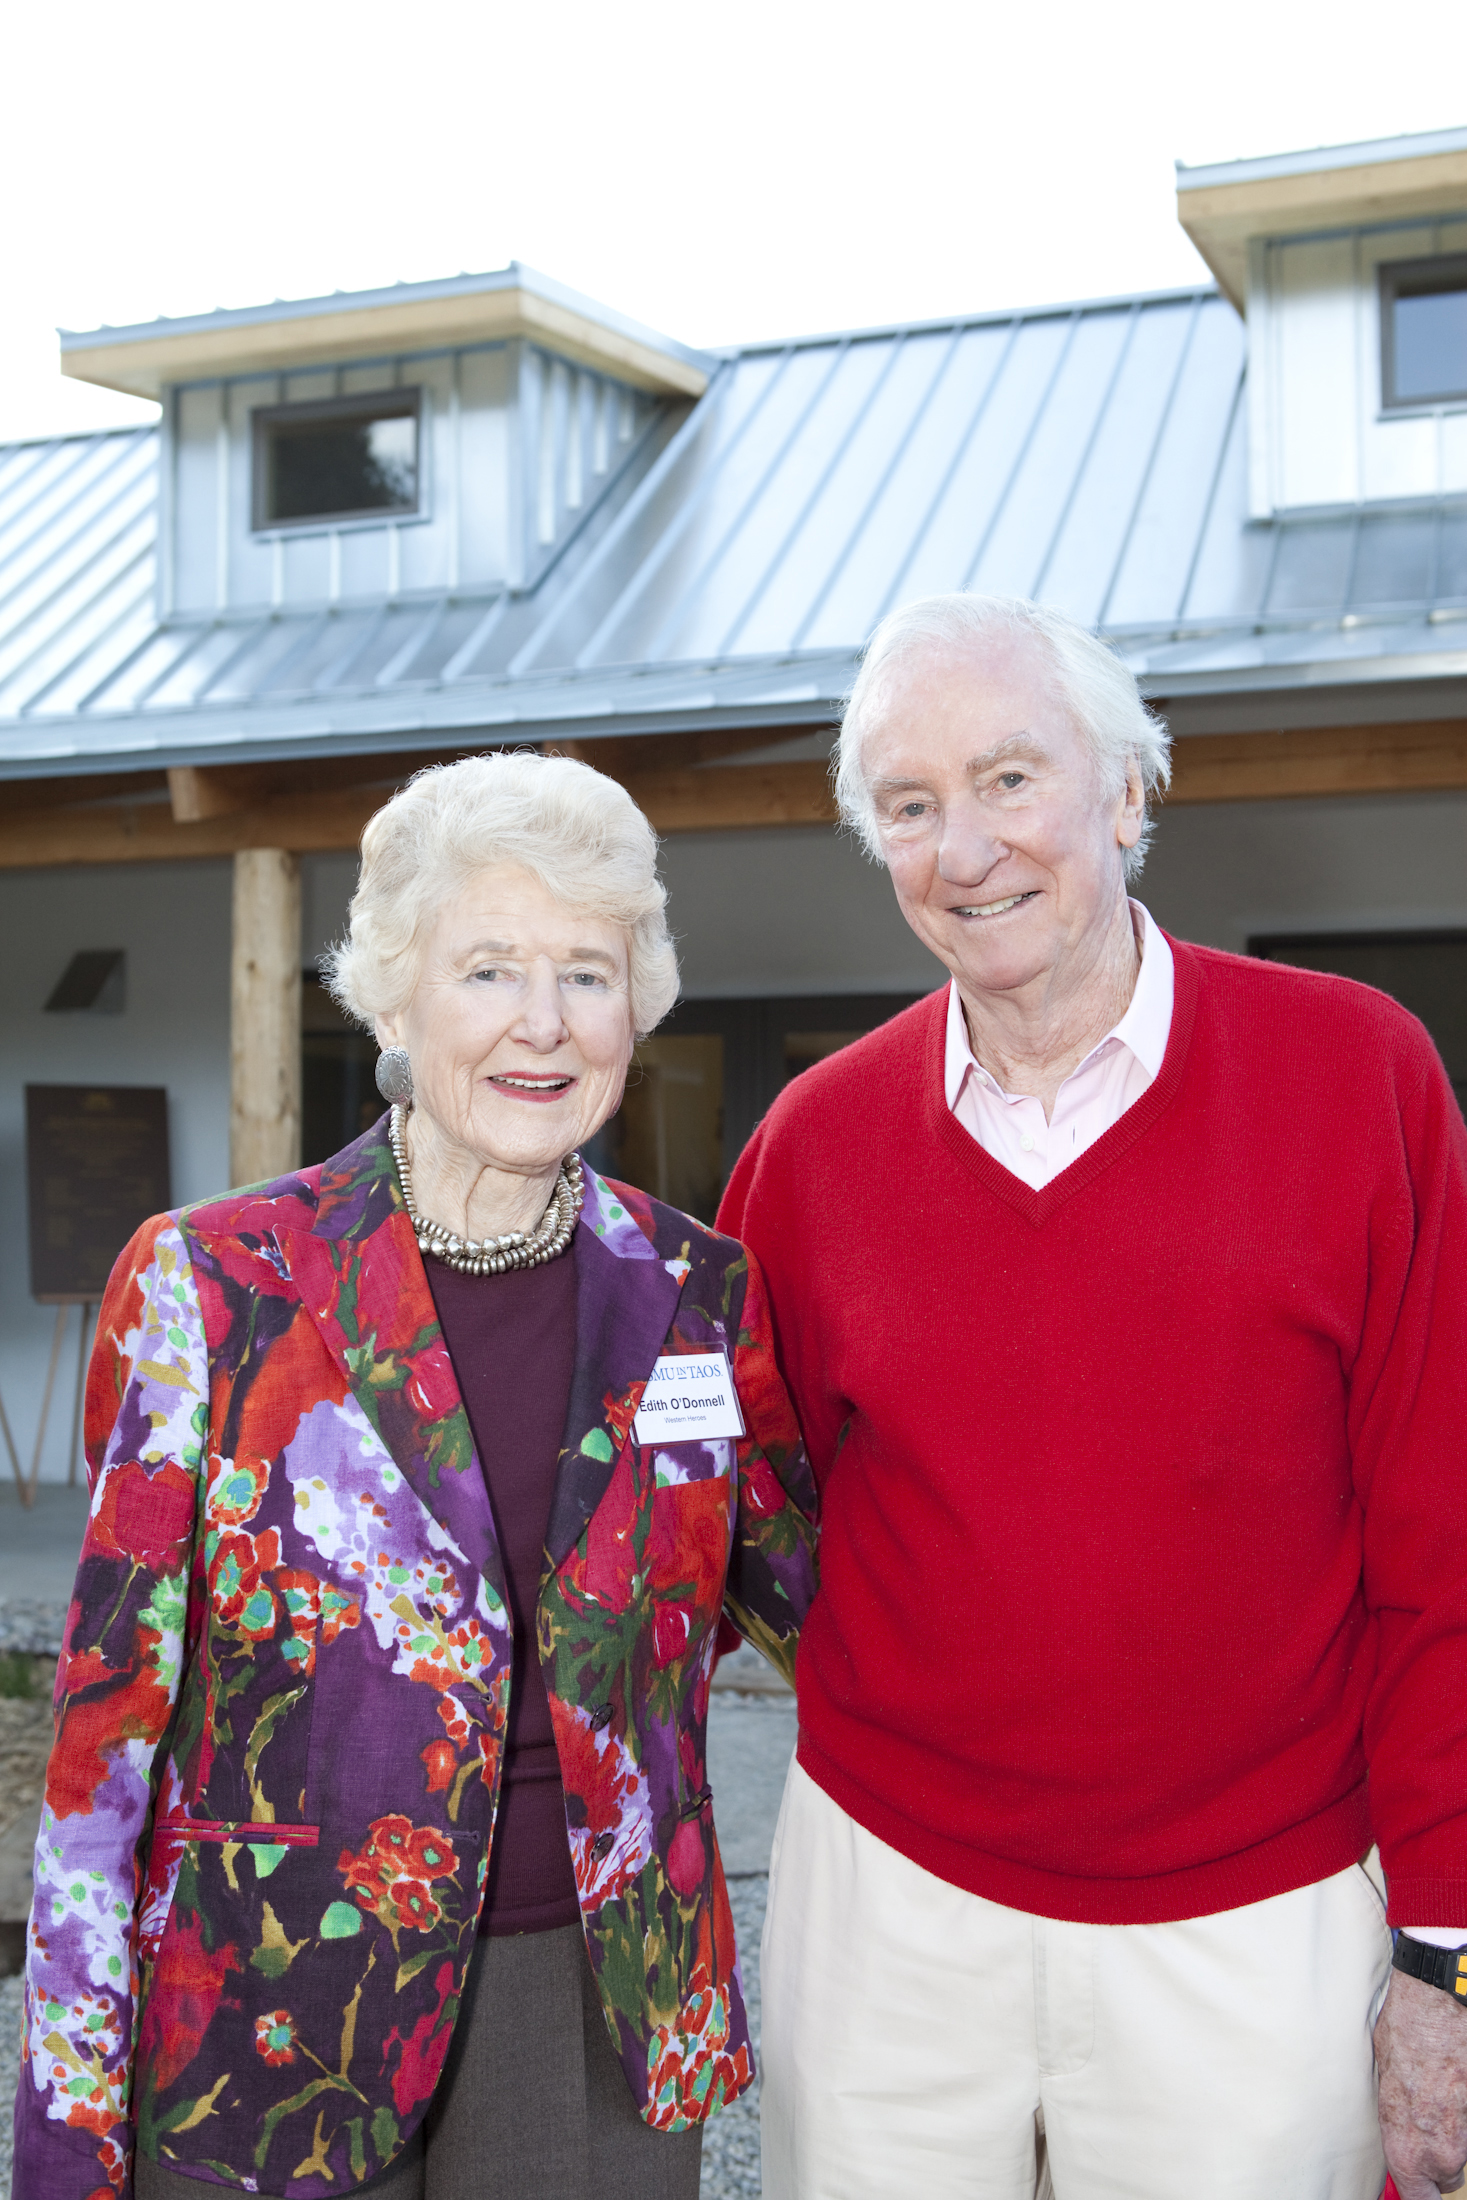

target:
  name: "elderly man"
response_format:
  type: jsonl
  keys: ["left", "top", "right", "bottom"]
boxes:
{"left": 718, "top": 594, "right": 1467, "bottom": 2200}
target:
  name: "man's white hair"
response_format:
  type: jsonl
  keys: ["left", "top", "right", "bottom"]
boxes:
{"left": 324, "top": 749, "right": 680, "bottom": 1039}
{"left": 835, "top": 594, "right": 1172, "bottom": 881}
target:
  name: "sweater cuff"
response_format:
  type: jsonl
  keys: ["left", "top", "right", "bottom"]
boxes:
{"left": 1383, "top": 1877, "right": 1467, "bottom": 1930}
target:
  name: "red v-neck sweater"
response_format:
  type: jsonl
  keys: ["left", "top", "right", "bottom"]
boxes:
{"left": 719, "top": 939, "right": 1467, "bottom": 1927}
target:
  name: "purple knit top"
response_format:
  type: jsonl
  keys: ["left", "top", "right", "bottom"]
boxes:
{"left": 427, "top": 1248, "right": 582, "bottom": 1936}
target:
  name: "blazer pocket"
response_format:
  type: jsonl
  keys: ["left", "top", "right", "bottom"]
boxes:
{"left": 152, "top": 1817, "right": 320, "bottom": 1847}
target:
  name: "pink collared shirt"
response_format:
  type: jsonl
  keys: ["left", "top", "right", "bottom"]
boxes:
{"left": 944, "top": 901, "right": 1174, "bottom": 1191}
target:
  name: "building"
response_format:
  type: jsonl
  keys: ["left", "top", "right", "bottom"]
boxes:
{"left": 2, "top": 128, "right": 1465, "bottom": 1478}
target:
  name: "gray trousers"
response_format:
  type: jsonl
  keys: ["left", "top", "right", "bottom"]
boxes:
{"left": 135, "top": 1923, "right": 703, "bottom": 2200}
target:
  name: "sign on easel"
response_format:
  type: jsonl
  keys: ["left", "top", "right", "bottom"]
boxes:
{"left": 25, "top": 1084, "right": 170, "bottom": 1302}
{"left": 10, "top": 1086, "right": 172, "bottom": 1507}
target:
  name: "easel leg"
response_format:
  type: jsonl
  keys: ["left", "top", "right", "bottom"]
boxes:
{"left": 0, "top": 1385, "right": 22, "bottom": 1502}
{"left": 26, "top": 1307, "right": 69, "bottom": 1511}
{"left": 67, "top": 1304, "right": 94, "bottom": 1490}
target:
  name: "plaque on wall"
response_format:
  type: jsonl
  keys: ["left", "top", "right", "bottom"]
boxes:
{"left": 25, "top": 1085, "right": 171, "bottom": 1303}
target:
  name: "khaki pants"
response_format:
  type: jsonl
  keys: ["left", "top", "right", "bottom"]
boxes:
{"left": 761, "top": 1760, "right": 1391, "bottom": 2200}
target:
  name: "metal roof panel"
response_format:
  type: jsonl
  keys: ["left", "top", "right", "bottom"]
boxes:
{"left": 4, "top": 287, "right": 1467, "bottom": 774}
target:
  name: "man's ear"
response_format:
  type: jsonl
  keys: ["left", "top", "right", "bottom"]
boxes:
{"left": 1117, "top": 756, "right": 1146, "bottom": 850}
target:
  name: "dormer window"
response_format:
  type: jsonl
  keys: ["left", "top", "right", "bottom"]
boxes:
{"left": 1380, "top": 255, "right": 1467, "bottom": 410}
{"left": 251, "top": 389, "right": 421, "bottom": 531}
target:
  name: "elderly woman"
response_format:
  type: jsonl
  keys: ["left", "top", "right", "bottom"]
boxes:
{"left": 15, "top": 752, "right": 818, "bottom": 2200}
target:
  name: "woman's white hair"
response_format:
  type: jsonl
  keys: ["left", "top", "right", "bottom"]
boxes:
{"left": 323, "top": 749, "right": 680, "bottom": 1038}
{"left": 835, "top": 594, "right": 1172, "bottom": 881}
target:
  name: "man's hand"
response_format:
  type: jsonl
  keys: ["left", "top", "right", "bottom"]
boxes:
{"left": 1377, "top": 1969, "right": 1467, "bottom": 2197}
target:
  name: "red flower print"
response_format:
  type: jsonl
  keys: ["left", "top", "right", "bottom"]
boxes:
{"left": 277, "top": 1568, "right": 321, "bottom": 1675}
{"left": 320, "top": 1584, "right": 361, "bottom": 1645}
{"left": 209, "top": 1526, "right": 281, "bottom": 1639}
{"left": 552, "top": 1702, "right": 653, "bottom": 1907}
{"left": 254, "top": 2009, "right": 298, "bottom": 2066}
{"left": 338, "top": 1814, "right": 457, "bottom": 1935}
{"left": 91, "top": 1459, "right": 196, "bottom": 1568}
{"left": 406, "top": 1340, "right": 459, "bottom": 1421}
{"left": 741, "top": 1457, "right": 785, "bottom": 1518}
{"left": 582, "top": 1454, "right": 638, "bottom": 1614}
{"left": 208, "top": 1453, "right": 269, "bottom": 1529}
{"left": 602, "top": 1384, "right": 643, "bottom": 1449}
{"left": 643, "top": 1962, "right": 752, "bottom": 2129}
{"left": 135, "top": 1911, "right": 242, "bottom": 2094}
{"left": 420, "top": 1739, "right": 457, "bottom": 1794}
{"left": 383, "top": 1960, "right": 458, "bottom": 2115}
{"left": 653, "top": 1603, "right": 693, "bottom": 1668}
{"left": 667, "top": 1815, "right": 707, "bottom": 1898}
{"left": 436, "top": 1694, "right": 471, "bottom": 1748}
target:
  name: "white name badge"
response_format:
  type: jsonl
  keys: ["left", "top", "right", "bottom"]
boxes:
{"left": 633, "top": 1354, "right": 746, "bottom": 1445}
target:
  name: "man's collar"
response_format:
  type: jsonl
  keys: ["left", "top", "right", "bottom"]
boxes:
{"left": 943, "top": 899, "right": 1175, "bottom": 1106}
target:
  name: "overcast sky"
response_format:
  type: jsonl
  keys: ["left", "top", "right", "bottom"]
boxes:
{"left": 4, "top": 0, "right": 1464, "bottom": 443}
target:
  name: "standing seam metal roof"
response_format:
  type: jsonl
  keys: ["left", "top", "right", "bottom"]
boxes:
{"left": 3, "top": 286, "right": 1466, "bottom": 774}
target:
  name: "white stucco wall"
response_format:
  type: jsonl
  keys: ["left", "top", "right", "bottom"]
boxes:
{"left": 3, "top": 785, "right": 1465, "bottom": 1479}
{"left": 0, "top": 859, "right": 233, "bottom": 1490}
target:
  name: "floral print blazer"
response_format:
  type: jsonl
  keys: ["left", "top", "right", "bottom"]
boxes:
{"left": 13, "top": 1117, "right": 818, "bottom": 2200}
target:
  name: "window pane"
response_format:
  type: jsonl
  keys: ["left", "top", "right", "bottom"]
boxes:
{"left": 1391, "top": 284, "right": 1467, "bottom": 404}
{"left": 264, "top": 406, "right": 418, "bottom": 525}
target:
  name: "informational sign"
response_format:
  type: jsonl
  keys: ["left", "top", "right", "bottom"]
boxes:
{"left": 25, "top": 1085, "right": 171, "bottom": 1303}
{"left": 632, "top": 1353, "right": 746, "bottom": 1445}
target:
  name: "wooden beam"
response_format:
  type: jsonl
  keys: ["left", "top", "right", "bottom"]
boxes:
{"left": 230, "top": 850, "right": 302, "bottom": 1187}
{"left": 555, "top": 727, "right": 818, "bottom": 777}
{"left": 621, "top": 757, "right": 838, "bottom": 832}
{"left": 1165, "top": 720, "right": 1467, "bottom": 803}
{"left": 4, "top": 718, "right": 1466, "bottom": 871}
{"left": 3, "top": 769, "right": 168, "bottom": 813}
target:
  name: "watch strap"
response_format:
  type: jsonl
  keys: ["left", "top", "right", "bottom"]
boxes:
{"left": 1393, "top": 1933, "right": 1467, "bottom": 2000}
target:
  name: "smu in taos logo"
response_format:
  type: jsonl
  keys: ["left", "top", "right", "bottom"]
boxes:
{"left": 632, "top": 1354, "right": 746, "bottom": 1444}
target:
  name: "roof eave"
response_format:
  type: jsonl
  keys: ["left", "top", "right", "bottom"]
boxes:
{"left": 1176, "top": 129, "right": 1467, "bottom": 311}
{"left": 59, "top": 264, "right": 714, "bottom": 400}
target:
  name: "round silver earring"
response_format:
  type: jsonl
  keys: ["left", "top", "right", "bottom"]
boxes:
{"left": 375, "top": 1046, "right": 414, "bottom": 1105}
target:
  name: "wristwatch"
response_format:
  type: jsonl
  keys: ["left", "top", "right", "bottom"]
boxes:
{"left": 1392, "top": 1933, "right": 1467, "bottom": 2000}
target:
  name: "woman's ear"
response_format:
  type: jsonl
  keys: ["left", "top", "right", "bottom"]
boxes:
{"left": 374, "top": 1014, "right": 400, "bottom": 1051}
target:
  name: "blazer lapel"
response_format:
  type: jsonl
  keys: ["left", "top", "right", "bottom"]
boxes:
{"left": 280, "top": 1116, "right": 502, "bottom": 1591}
{"left": 545, "top": 1171, "right": 683, "bottom": 1570}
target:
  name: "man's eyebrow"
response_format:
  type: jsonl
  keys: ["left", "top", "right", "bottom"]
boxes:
{"left": 869, "top": 733, "right": 1053, "bottom": 801}
{"left": 965, "top": 733, "right": 1052, "bottom": 774}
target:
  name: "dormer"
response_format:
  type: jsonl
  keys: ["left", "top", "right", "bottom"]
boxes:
{"left": 1178, "top": 127, "right": 1467, "bottom": 517}
{"left": 59, "top": 265, "right": 713, "bottom": 618}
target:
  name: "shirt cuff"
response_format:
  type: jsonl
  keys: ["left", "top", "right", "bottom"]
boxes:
{"left": 1400, "top": 1926, "right": 1467, "bottom": 1949}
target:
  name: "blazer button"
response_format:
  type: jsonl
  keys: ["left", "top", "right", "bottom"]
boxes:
{"left": 592, "top": 1830, "right": 615, "bottom": 1859}
{"left": 591, "top": 1704, "right": 614, "bottom": 1730}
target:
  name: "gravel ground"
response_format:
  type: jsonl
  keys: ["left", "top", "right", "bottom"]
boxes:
{"left": 0, "top": 1604, "right": 67, "bottom": 1659}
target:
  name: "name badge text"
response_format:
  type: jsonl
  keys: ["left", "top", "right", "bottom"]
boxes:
{"left": 632, "top": 1354, "right": 745, "bottom": 1445}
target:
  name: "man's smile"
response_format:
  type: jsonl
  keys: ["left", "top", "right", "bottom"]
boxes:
{"left": 950, "top": 890, "right": 1041, "bottom": 919}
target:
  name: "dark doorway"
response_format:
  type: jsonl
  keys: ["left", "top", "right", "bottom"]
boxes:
{"left": 585, "top": 991, "right": 930, "bottom": 1221}
{"left": 1250, "top": 931, "right": 1467, "bottom": 1115}
{"left": 302, "top": 975, "right": 381, "bottom": 1167}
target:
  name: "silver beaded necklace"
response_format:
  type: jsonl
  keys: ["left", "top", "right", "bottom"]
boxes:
{"left": 388, "top": 1104, "right": 584, "bottom": 1275}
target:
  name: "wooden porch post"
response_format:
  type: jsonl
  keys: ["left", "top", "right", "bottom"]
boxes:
{"left": 230, "top": 848, "right": 302, "bottom": 1188}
